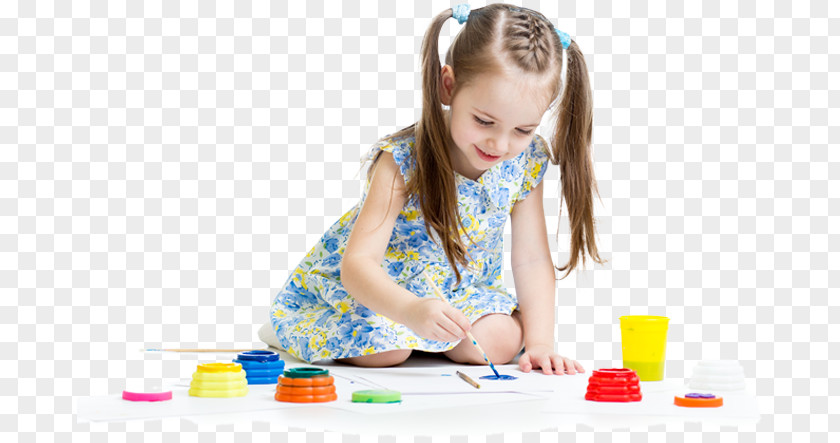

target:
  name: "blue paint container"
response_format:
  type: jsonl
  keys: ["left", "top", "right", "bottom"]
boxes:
{"left": 233, "top": 350, "right": 285, "bottom": 384}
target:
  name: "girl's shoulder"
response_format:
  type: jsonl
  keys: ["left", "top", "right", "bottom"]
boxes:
{"left": 526, "top": 133, "right": 550, "bottom": 163}
{"left": 503, "top": 134, "right": 550, "bottom": 204}
{"left": 504, "top": 133, "right": 549, "bottom": 177}
{"left": 365, "top": 131, "right": 417, "bottom": 183}
{"left": 371, "top": 132, "right": 415, "bottom": 159}
{"left": 374, "top": 130, "right": 415, "bottom": 147}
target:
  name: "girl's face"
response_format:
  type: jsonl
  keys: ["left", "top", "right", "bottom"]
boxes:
{"left": 441, "top": 66, "right": 550, "bottom": 181}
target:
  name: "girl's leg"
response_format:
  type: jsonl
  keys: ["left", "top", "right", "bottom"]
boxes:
{"left": 443, "top": 311, "right": 524, "bottom": 365}
{"left": 258, "top": 323, "right": 283, "bottom": 349}
{"left": 337, "top": 349, "right": 412, "bottom": 367}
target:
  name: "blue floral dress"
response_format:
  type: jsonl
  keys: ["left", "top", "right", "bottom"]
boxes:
{"left": 269, "top": 133, "right": 550, "bottom": 362}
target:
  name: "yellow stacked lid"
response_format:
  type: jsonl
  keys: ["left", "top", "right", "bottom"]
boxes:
{"left": 188, "top": 363, "right": 249, "bottom": 398}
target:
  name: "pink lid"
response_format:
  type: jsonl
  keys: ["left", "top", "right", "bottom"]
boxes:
{"left": 122, "top": 390, "right": 173, "bottom": 402}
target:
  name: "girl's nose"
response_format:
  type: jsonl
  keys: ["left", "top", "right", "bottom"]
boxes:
{"left": 486, "top": 135, "right": 507, "bottom": 155}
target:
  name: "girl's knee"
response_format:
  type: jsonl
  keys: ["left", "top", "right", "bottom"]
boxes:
{"left": 446, "top": 313, "right": 524, "bottom": 365}
{"left": 337, "top": 349, "right": 412, "bottom": 367}
{"left": 481, "top": 315, "right": 524, "bottom": 363}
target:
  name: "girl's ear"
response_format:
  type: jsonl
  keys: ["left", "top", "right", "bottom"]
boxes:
{"left": 439, "top": 65, "right": 455, "bottom": 106}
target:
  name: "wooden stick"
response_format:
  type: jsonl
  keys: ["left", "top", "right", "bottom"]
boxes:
{"left": 143, "top": 349, "right": 262, "bottom": 353}
{"left": 457, "top": 370, "right": 481, "bottom": 389}
{"left": 422, "top": 271, "right": 502, "bottom": 378}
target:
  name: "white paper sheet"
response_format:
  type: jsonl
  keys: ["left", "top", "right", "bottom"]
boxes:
{"left": 323, "top": 363, "right": 566, "bottom": 394}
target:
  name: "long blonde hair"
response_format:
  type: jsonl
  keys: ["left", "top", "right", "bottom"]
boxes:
{"left": 374, "top": 3, "right": 603, "bottom": 281}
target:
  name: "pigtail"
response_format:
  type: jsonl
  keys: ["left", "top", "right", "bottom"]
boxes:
{"left": 549, "top": 40, "right": 605, "bottom": 278}
{"left": 412, "top": 8, "right": 471, "bottom": 284}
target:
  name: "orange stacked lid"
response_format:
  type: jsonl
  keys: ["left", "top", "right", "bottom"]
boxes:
{"left": 275, "top": 367, "right": 337, "bottom": 403}
{"left": 584, "top": 368, "right": 642, "bottom": 402}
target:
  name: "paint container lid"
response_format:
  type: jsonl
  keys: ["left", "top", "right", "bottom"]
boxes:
{"left": 688, "top": 379, "right": 746, "bottom": 391}
{"left": 233, "top": 355, "right": 285, "bottom": 385}
{"left": 191, "top": 370, "right": 247, "bottom": 383}
{"left": 674, "top": 393, "right": 723, "bottom": 407}
{"left": 278, "top": 375, "right": 334, "bottom": 387}
{"left": 197, "top": 363, "right": 242, "bottom": 373}
{"left": 274, "top": 392, "right": 338, "bottom": 403}
{"left": 588, "top": 368, "right": 640, "bottom": 383}
{"left": 189, "top": 363, "right": 248, "bottom": 398}
{"left": 236, "top": 350, "right": 280, "bottom": 362}
{"left": 241, "top": 367, "right": 285, "bottom": 378}
{"left": 233, "top": 358, "right": 285, "bottom": 371}
{"left": 277, "top": 385, "right": 337, "bottom": 396}
{"left": 585, "top": 368, "right": 642, "bottom": 402}
{"left": 246, "top": 376, "right": 282, "bottom": 385}
{"left": 351, "top": 389, "right": 402, "bottom": 403}
{"left": 122, "top": 390, "right": 173, "bottom": 402}
{"left": 189, "top": 385, "right": 249, "bottom": 398}
{"left": 688, "top": 360, "right": 746, "bottom": 391}
{"left": 275, "top": 373, "right": 337, "bottom": 403}
{"left": 283, "top": 367, "right": 329, "bottom": 378}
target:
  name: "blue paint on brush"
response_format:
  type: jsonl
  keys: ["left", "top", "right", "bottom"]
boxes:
{"left": 488, "top": 361, "right": 501, "bottom": 378}
{"left": 471, "top": 339, "right": 501, "bottom": 378}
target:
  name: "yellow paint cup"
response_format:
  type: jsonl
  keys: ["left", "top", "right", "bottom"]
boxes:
{"left": 619, "top": 315, "right": 669, "bottom": 381}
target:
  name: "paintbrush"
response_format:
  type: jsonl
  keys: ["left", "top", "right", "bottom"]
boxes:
{"left": 422, "top": 271, "right": 502, "bottom": 378}
{"left": 142, "top": 348, "right": 260, "bottom": 353}
{"left": 456, "top": 370, "right": 481, "bottom": 389}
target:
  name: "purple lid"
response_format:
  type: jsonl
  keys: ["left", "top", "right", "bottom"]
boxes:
{"left": 686, "top": 393, "right": 716, "bottom": 399}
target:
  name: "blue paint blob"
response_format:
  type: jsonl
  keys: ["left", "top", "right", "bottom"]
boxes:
{"left": 479, "top": 374, "right": 517, "bottom": 381}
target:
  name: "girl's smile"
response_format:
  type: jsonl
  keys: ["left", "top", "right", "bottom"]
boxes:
{"left": 474, "top": 145, "right": 501, "bottom": 162}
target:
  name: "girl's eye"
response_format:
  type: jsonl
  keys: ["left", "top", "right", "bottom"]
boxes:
{"left": 474, "top": 116, "right": 533, "bottom": 135}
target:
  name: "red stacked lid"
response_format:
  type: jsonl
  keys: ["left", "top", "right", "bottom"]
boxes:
{"left": 585, "top": 368, "right": 642, "bottom": 402}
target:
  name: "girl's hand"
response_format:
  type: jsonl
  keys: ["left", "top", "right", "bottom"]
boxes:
{"left": 403, "top": 298, "right": 472, "bottom": 343}
{"left": 519, "top": 345, "right": 585, "bottom": 375}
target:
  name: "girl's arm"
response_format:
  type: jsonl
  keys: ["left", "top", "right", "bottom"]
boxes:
{"left": 510, "top": 181, "right": 584, "bottom": 375}
{"left": 341, "top": 152, "right": 470, "bottom": 342}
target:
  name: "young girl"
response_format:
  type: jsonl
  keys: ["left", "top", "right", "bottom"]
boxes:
{"left": 263, "top": 3, "right": 603, "bottom": 375}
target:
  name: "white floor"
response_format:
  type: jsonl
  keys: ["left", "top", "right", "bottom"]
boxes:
{"left": 75, "top": 342, "right": 760, "bottom": 435}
